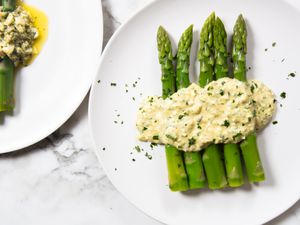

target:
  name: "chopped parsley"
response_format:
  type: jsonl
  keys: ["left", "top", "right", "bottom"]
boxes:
{"left": 272, "top": 121, "right": 278, "bottom": 125}
{"left": 280, "top": 92, "right": 286, "bottom": 99}
{"left": 110, "top": 83, "right": 117, "bottom": 86}
{"left": 145, "top": 152, "right": 152, "bottom": 160}
{"left": 264, "top": 48, "right": 268, "bottom": 51}
{"left": 222, "top": 120, "right": 230, "bottom": 127}
{"left": 166, "top": 134, "right": 177, "bottom": 141}
{"left": 250, "top": 84, "right": 256, "bottom": 93}
{"left": 219, "top": 89, "right": 224, "bottom": 96}
{"left": 102, "top": 147, "right": 106, "bottom": 151}
{"left": 143, "top": 127, "right": 148, "bottom": 131}
{"left": 272, "top": 42, "right": 276, "bottom": 47}
{"left": 149, "top": 97, "right": 154, "bottom": 103}
{"left": 152, "top": 135, "right": 159, "bottom": 140}
{"left": 150, "top": 143, "right": 157, "bottom": 149}
{"left": 197, "top": 121, "right": 202, "bottom": 129}
{"left": 132, "top": 97, "right": 136, "bottom": 101}
{"left": 97, "top": 80, "right": 101, "bottom": 83}
{"left": 134, "top": 145, "right": 142, "bottom": 152}
{"left": 288, "top": 72, "right": 296, "bottom": 78}
{"left": 178, "top": 112, "right": 188, "bottom": 120}
{"left": 188, "top": 138, "right": 196, "bottom": 147}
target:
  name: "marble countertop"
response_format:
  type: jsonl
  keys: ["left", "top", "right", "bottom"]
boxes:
{"left": 0, "top": 0, "right": 299, "bottom": 224}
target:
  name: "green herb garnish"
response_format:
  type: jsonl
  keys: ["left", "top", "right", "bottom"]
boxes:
{"left": 280, "top": 92, "right": 286, "bottom": 99}
{"left": 188, "top": 138, "right": 196, "bottom": 147}
{"left": 134, "top": 145, "right": 142, "bottom": 152}
{"left": 220, "top": 89, "right": 224, "bottom": 96}
{"left": 166, "top": 134, "right": 177, "bottom": 141}
{"left": 288, "top": 72, "right": 296, "bottom": 78}
{"left": 152, "top": 135, "right": 159, "bottom": 140}
{"left": 222, "top": 120, "right": 230, "bottom": 127}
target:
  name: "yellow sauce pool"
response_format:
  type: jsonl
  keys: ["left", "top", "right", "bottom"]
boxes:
{"left": 17, "top": 0, "right": 48, "bottom": 64}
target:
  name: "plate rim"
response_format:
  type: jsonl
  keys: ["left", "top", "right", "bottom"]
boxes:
{"left": 88, "top": 0, "right": 300, "bottom": 224}
{"left": 1, "top": 0, "right": 103, "bottom": 153}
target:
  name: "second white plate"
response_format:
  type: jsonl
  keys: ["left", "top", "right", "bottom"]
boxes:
{"left": 0, "top": 0, "right": 103, "bottom": 153}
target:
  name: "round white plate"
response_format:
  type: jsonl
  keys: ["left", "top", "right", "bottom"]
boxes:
{"left": 89, "top": 0, "right": 300, "bottom": 224}
{"left": 0, "top": 0, "right": 103, "bottom": 153}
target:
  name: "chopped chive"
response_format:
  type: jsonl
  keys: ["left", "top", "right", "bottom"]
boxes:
{"left": 280, "top": 92, "right": 286, "bottom": 99}
{"left": 288, "top": 73, "right": 296, "bottom": 78}
{"left": 152, "top": 135, "right": 159, "bottom": 140}
{"left": 188, "top": 138, "right": 196, "bottom": 147}
{"left": 222, "top": 120, "right": 230, "bottom": 127}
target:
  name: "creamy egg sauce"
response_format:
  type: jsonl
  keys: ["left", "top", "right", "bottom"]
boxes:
{"left": 0, "top": 0, "right": 48, "bottom": 66}
{"left": 136, "top": 78, "right": 276, "bottom": 152}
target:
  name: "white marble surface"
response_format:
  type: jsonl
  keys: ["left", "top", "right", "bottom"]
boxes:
{"left": 0, "top": 0, "right": 299, "bottom": 224}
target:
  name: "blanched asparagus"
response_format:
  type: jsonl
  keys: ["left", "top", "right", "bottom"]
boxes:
{"left": 215, "top": 17, "right": 244, "bottom": 187}
{"left": 232, "top": 15, "right": 265, "bottom": 182}
{"left": 176, "top": 25, "right": 206, "bottom": 189}
{"left": 157, "top": 26, "right": 189, "bottom": 191}
{"left": 198, "top": 13, "right": 227, "bottom": 189}
{"left": 0, "top": 0, "right": 16, "bottom": 112}
{"left": 2, "top": 0, "right": 15, "bottom": 12}
{"left": 0, "top": 56, "right": 14, "bottom": 112}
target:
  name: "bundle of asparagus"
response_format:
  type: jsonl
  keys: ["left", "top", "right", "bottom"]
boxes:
{"left": 156, "top": 13, "right": 265, "bottom": 192}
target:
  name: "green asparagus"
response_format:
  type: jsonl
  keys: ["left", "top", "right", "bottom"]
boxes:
{"left": 214, "top": 17, "right": 228, "bottom": 80}
{"left": 0, "top": 56, "right": 14, "bottom": 112}
{"left": 199, "top": 13, "right": 227, "bottom": 189}
{"left": 157, "top": 26, "right": 189, "bottom": 191}
{"left": 232, "top": 15, "right": 265, "bottom": 182}
{"left": 2, "top": 0, "right": 15, "bottom": 12}
{"left": 176, "top": 25, "right": 206, "bottom": 189}
{"left": 0, "top": 0, "right": 16, "bottom": 112}
{"left": 215, "top": 17, "right": 244, "bottom": 187}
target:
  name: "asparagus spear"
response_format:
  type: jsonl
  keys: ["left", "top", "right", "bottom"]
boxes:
{"left": 214, "top": 17, "right": 244, "bottom": 187}
{"left": 157, "top": 26, "right": 189, "bottom": 191}
{"left": 0, "top": 56, "right": 14, "bottom": 112}
{"left": 198, "top": 13, "right": 227, "bottom": 189}
{"left": 0, "top": 0, "right": 16, "bottom": 112}
{"left": 3, "top": 0, "right": 15, "bottom": 12}
{"left": 176, "top": 25, "right": 206, "bottom": 189}
{"left": 232, "top": 15, "right": 265, "bottom": 182}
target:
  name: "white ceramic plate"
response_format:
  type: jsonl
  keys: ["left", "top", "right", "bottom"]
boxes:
{"left": 0, "top": 0, "right": 103, "bottom": 153}
{"left": 89, "top": 0, "right": 300, "bottom": 224}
